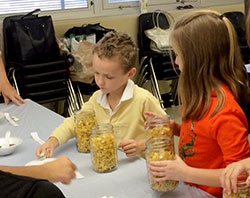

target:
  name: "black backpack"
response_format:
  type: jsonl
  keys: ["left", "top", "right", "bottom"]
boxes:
{"left": 223, "top": 11, "right": 250, "bottom": 64}
{"left": 64, "top": 23, "right": 115, "bottom": 42}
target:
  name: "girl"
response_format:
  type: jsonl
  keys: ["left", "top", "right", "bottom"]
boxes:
{"left": 148, "top": 10, "right": 250, "bottom": 198}
{"left": 221, "top": 1, "right": 250, "bottom": 194}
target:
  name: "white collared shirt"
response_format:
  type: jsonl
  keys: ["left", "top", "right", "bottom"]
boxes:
{"left": 96, "top": 79, "right": 135, "bottom": 116}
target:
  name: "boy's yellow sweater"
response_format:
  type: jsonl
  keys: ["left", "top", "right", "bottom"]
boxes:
{"left": 51, "top": 85, "right": 166, "bottom": 145}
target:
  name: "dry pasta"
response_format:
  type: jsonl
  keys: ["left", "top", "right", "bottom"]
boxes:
{"left": 91, "top": 132, "right": 117, "bottom": 172}
{"left": 147, "top": 150, "right": 178, "bottom": 192}
{"left": 75, "top": 113, "right": 95, "bottom": 153}
{"left": 223, "top": 173, "right": 250, "bottom": 198}
{"left": 223, "top": 190, "right": 250, "bottom": 198}
{"left": 147, "top": 126, "right": 173, "bottom": 140}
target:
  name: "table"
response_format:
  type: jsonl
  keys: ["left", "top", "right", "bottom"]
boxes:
{"left": 0, "top": 99, "right": 214, "bottom": 198}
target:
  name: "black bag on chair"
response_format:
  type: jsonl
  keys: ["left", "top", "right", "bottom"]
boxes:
{"left": 10, "top": 9, "right": 59, "bottom": 63}
{"left": 64, "top": 23, "right": 115, "bottom": 42}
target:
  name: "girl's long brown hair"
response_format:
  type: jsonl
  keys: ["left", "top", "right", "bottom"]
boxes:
{"left": 246, "top": 4, "right": 250, "bottom": 46}
{"left": 171, "top": 10, "right": 248, "bottom": 121}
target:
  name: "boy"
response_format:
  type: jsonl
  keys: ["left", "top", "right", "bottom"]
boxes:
{"left": 36, "top": 31, "right": 166, "bottom": 158}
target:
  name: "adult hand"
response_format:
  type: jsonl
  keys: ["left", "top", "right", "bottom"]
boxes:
{"left": 148, "top": 155, "right": 188, "bottom": 182}
{"left": 1, "top": 80, "right": 25, "bottom": 106}
{"left": 36, "top": 137, "right": 59, "bottom": 158}
{"left": 0, "top": 51, "right": 25, "bottom": 106}
{"left": 220, "top": 158, "right": 250, "bottom": 194}
{"left": 41, "top": 156, "right": 77, "bottom": 184}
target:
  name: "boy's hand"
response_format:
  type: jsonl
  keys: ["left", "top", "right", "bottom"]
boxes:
{"left": 42, "top": 156, "right": 77, "bottom": 184}
{"left": 119, "top": 139, "right": 146, "bottom": 157}
{"left": 36, "top": 137, "right": 59, "bottom": 158}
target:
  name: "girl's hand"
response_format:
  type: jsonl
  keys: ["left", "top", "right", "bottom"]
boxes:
{"left": 148, "top": 155, "right": 187, "bottom": 182}
{"left": 36, "top": 137, "right": 59, "bottom": 158}
{"left": 119, "top": 139, "right": 146, "bottom": 157}
{"left": 144, "top": 112, "right": 166, "bottom": 119}
{"left": 144, "top": 112, "right": 181, "bottom": 136}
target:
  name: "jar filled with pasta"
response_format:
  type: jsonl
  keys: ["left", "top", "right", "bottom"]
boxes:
{"left": 145, "top": 116, "right": 173, "bottom": 141}
{"left": 223, "top": 172, "right": 250, "bottom": 198}
{"left": 90, "top": 123, "right": 118, "bottom": 173}
{"left": 146, "top": 137, "right": 178, "bottom": 192}
{"left": 75, "top": 109, "right": 95, "bottom": 153}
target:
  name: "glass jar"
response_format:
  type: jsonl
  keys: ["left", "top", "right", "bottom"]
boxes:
{"left": 146, "top": 137, "right": 178, "bottom": 192}
{"left": 90, "top": 123, "right": 118, "bottom": 173}
{"left": 75, "top": 109, "right": 95, "bottom": 153}
{"left": 223, "top": 172, "right": 250, "bottom": 198}
{"left": 145, "top": 116, "right": 173, "bottom": 141}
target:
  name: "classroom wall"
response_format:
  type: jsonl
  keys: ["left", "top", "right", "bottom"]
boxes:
{"left": 0, "top": 3, "right": 244, "bottom": 63}
{"left": 53, "top": 3, "right": 244, "bottom": 88}
{"left": 53, "top": 3, "right": 244, "bottom": 41}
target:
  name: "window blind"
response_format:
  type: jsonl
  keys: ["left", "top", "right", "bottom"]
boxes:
{"left": 0, "top": 0, "right": 88, "bottom": 15}
{"left": 108, "top": 0, "right": 138, "bottom": 3}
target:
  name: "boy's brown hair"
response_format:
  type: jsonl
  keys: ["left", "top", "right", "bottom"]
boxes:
{"left": 93, "top": 31, "right": 138, "bottom": 73}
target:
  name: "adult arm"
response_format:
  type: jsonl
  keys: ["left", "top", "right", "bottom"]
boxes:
{"left": 0, "top": 156, "right": 77, "bottom": 184}
{"left": 0, "top": 51, "right": 25, "bottom": 106}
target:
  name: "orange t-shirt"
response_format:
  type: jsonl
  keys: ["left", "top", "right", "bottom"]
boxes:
{"left": 179, "top": 86, "right": 250, "bottom": 198}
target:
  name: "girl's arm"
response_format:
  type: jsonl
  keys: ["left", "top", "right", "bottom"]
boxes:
{"left": 148, "top": 155, "right": 222, "bottom": 187}
{"left": 171, "top": 120, "right": 181, "bottom": 136}
{"left": 183, "top": 166, "right": 222, "bottom": 187}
